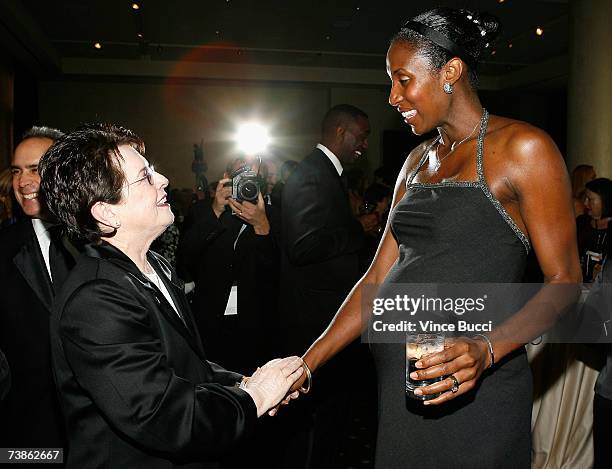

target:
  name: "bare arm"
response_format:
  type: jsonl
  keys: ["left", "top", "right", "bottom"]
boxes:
{"left": 301, "top": 149, "right": 422, "bottom": 374}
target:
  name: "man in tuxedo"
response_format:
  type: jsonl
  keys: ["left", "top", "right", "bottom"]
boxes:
{"left": 279, "top": 104, "right": 377, "bottom": 468}
{"left": 0, "top": 126, "right": 73, "bottom": 450}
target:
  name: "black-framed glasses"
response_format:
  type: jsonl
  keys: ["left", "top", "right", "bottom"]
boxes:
{"left": 126, "top": 165, "right": 155, "bottom": 187}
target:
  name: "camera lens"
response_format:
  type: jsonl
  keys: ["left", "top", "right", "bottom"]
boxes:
{"left": 238, "top": 180, "right": 259, "bottom": 201}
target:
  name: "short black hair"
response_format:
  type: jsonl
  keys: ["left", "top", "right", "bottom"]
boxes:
{"left": 586, "top": 178, "right": 612, "bottom": 218}
{"left": 321, "top": 104, "right": 369, "bottom": 137}
{"left": 392, "top": 8, "right": 501, "bottom": 88}
{"left": 21, "top": 126, "right": 64, "bottom": 142}
{"left": 39, "top": 123, "right": 145, "bottom": 242}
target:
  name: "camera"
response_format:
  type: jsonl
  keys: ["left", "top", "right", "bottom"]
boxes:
{"left": 225, "top": 165, "right": 260, "bottom": 202}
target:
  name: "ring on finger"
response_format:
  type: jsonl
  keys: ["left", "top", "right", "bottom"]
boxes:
{"left": 449, "top": 375, "right": 460, "bottom": 393}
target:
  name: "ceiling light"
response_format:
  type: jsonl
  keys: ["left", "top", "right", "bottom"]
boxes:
{"left": 325, "top": 35, "right": 331, "bottom": 40}
{"left": 94, "top": 42, "right": 102, "bottom": 49}
{"left": 536, "top": 27, "right": 544, "bottom": 36}
{"left": 235, "top": 123, "right": 271, "bottom": 155}
{"left": 137, "top": 33, "right": 143, "bottom": 38}
{"left": 498, "top": 0, "right": 505, "bottom": 3}
{"left": 491, "top": 49, "right": 496, "bottom": 55}
{"left": 508, "top": 42, "right": 513, "bottom": 48}
{"left": 132, "top": 3, "right": 139, "bottom": 9}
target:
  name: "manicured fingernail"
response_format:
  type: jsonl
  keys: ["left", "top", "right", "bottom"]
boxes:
{"left": 410, "top": 372, "right": 418, "bottom": 379}
{"left": 423, "top": 401, "right": 430, "bottom": 406}
{"left": 414, "top": 388, "right": 422, "bottom": 395}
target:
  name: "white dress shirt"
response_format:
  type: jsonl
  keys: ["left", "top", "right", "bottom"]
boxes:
{"left": 316, "top": 143, "right": 343, "bottom": 176}
{"left": 31, "top": 218, "right": 53, "bottom": 280}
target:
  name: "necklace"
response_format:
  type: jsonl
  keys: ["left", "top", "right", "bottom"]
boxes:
{"left": 433, "top": 116, "right": 481, "bottom": 172}
{"left": 143, "top": 261, "right": 161, "bottom": 289}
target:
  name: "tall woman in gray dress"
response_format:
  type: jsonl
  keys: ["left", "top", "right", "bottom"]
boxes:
{"left": 291, "top": 8, "right": 581, "bottom": 468}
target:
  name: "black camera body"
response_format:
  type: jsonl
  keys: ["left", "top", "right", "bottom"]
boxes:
{"left": 226, "top": 166, "right": 260, "bottom": 202}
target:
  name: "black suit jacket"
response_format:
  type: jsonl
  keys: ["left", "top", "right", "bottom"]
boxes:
{"left": 280, "top": 148, "right": 365, "bottom": 352}
{"left": 51, "top": 242, "right": 257, "bottom": 469}
{"left": 0, "top": 218, "right": 68, "bottom": 448}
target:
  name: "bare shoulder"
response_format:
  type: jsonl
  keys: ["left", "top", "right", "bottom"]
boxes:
{"left": 487, "top": 116, "right": 566, "bottom": 180}
{"left": 489, "top": 116, "right": 563, "bottom": 168}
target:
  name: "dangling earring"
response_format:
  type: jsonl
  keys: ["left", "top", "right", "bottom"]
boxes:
{"left": 443, "top": 82, "right": 453, "bottom": 94}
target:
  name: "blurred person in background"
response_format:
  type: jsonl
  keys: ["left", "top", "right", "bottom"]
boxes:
{"left": 572, "top": 164, "right": 597, "bottom": 216}
{"left": 178, "top": 156, "right": 280, "bottom": 375}
{"left": 577, "top": 177, "right": 612, "bottom": 282}
{"left": 270, "top": 159, "right": 298, "bottom": 208}
{"left": 0, "top": 168, "right": 18, "bottom": 228}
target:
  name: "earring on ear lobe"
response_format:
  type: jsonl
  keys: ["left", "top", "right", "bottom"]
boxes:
{"left": 443, "top": 82, "right": 454, "bottom": 94}
{"left": 114, "top": 221, "right": 121, "bottom": 229}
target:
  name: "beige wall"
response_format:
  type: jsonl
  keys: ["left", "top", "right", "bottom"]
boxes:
{"left": 567, "top": 0, "right": 612, "bottom": 178}
{"left": 38, "top": 79, "right": 400, "bottom": 189}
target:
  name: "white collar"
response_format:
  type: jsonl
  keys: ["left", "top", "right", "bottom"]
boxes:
{"left": 31, "top": 218, "right": 53, "bottom": 280}
{"left": 316, "top": 144, "right": 343, "bottom": 176}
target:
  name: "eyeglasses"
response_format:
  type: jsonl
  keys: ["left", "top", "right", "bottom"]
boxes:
{"left": 126, "top": 165, "right": 155, "bottom": 187}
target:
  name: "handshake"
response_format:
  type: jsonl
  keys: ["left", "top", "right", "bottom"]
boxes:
{"left": 240, "top": 356, "right": 309, "bottom": 417}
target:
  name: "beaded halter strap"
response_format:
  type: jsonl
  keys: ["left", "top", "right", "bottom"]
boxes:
{"left": 405, "top": 109, "right": 531, "bottom": 253}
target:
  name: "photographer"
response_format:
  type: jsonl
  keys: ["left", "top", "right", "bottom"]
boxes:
{"left": 177, "top": 157, "right": 280, "bottom": 375}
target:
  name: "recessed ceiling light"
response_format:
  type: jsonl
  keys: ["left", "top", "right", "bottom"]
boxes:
{"left": 536, "top": 27, "right": 544, "bottom": 36}
{"left": 498, "top": 0, "right": 505, "bottom": 3}
{"left": 132, "top": 3, "right": 139, "bottom": 9}
{"left": 508, "top": 42, "right": 513, "bottom": 48}
{"left": 94, "top": 42, "right": 102, "bottom": 49}
{"left": 137, "top": 33, "right": 143, "bottom": 38}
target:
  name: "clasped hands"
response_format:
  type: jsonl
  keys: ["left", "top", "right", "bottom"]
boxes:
{"left": 241, "top": 357, "right": 305, "bottom": 417}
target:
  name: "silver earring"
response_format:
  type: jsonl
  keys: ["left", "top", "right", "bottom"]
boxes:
{"left": 443, "top": 82, "right": 453, "bottom": 94}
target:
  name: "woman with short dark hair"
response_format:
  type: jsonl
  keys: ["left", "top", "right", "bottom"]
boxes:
{"left": 40, "top": 123, "right": 303, "bottom": 469}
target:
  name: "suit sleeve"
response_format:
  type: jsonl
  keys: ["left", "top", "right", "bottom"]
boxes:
{"left": 58, "top": 280, "right": 257, "bottom": 459}
{"left": 282, "top": 171, "right": 364, "bottom": 266}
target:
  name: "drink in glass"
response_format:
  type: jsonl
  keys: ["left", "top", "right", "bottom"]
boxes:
{"left": 406, "top": 333, "right": 445, "bottom": 401}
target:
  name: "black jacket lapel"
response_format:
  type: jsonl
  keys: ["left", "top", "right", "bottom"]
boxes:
{"left": 13, "top": 226, "right": 54, "bottom": 312}
{"left": 86, "top": 242, "right": 208, "bottom": 360}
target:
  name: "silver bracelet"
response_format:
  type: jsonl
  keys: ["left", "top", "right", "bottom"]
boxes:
{"left": 473, "top": 333, "right": 495, "bottom": 369}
